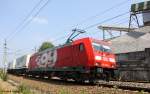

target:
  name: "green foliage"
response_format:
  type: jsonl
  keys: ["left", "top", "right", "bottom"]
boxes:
{"left": 59, "top": 88, "right": 69, "bottom": 94}
{"left": 113, "top": 85, "right": 118, "bottom": 89}
{"left": 0, "top": 70, "right": 7, "bottom": 81}
{"left": 80, "top": 89, "right": 86, "bottom": 94}
{"left": 18, "top": 84, "right": 32, "bottom": 94}
{"left": 38, "top": 42, "right": 54, "bottom": 52}
{"left": 0, "top": 87, "right": 3, "bottom": 94}
{"left": 138, "top": 90, "right": 145, "bottom": 94}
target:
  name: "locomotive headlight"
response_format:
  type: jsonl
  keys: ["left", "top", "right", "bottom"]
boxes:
{"left": 109, "top": 58, "right": 115, "bottom": 62}
{"left": 95, "top": 62, "right": 99, "bottom": 66}
{"left": 111, "top": 65, "right": 114, "bottom": 68}
{"left": 95, "top": 56, "right": 102, "bottom": 60}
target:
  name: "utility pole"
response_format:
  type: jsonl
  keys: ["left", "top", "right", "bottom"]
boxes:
{"left": 34, "top": 46, "right": 37, "bottom": 53}
{"left": 3, "top": 39, "right": 7, "bottom": 73}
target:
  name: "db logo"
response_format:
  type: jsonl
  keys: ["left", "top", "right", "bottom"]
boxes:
{"left": 36, "top": 50, "right": 57, "bottom": 68}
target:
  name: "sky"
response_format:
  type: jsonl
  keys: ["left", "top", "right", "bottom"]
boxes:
{"left": 0, "top": 0, "right": 147, "bottom": 67}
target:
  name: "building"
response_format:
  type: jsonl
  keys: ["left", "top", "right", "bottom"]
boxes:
{"left": 98, "top": 0, "right": 150, "bottom": 81}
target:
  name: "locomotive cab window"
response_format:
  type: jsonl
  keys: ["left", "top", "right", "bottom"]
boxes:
{"left": 92, "top": 43, "right": 103, "bottom": 51}
{"left": 79, "top": 43, "right": 84, "bottom": 51}
{"left": 92, "top": 42, "right": 112, "bottom": 53}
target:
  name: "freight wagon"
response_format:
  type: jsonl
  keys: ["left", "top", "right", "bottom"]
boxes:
{"left": 7, "top": 54, "right": 31, "bottom": 75}
{"left": 7, "top": 60, "right": 16, "bottom": 74}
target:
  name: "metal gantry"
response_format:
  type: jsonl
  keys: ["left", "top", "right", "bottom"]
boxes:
{"left": 98, "top": 25, "right": 136, "bottom": 40}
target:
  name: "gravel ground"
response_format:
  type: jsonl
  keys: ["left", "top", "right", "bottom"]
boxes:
{"left": 98, "top": 80, "right": 150, "bottom": 89}
{"left": 0, "top": 79, "right": 18, "bottom": 94}
{"left": 7, "top": 74, "right": 150, "bottom": 94}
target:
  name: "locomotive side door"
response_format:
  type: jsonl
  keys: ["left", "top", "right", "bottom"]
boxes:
{"left": 72, "top": 43, "right": 86, "bottom": 67}
{"left": 72, "top": 44, "right": 81, "bottom": 66}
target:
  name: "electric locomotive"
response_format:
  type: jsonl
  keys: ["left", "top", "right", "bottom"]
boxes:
{"left": 28, "top": 37, "right": 116, "bottom": 83}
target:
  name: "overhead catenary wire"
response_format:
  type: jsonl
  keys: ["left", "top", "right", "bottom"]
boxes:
{"left": 48, "top": 1, "right": 131, "bottom": 44}
{"left": 1, "top": 0, "right": 51, "bottom": 60}
{"left": 50, "top": 11, "right": 130, "bottom": 44}
{"left": 85, "top": 14, "right": 131, "bottom": 38}
{"left": 7, "top": 0, "right": 51, "bottom": 42}
{"left": 7, "top": 2, "right": 129, "bottom": 50}
{"left": 73, "top": 0, "right": 131, "bottom": 28}
{"left": 113, "top": 15, "right": 130, "bottom": 24}
{"left": 5, "top": 0, "right": 130, "bottom": 56}
{"left": 41, "top": 0, "right": 131, "bottom": 44}
{"left": 115, "top": 19, "right": 130, "bottom": 26}
{"left": 83, "top": 11, "right": 130, "bottom": 30}
{"left": 6, "top": 0, "right": 45, "bottom": 40}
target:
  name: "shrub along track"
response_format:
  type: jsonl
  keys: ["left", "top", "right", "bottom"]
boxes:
{"left": 7, "top": 74, "right": 149, "bottom": 94}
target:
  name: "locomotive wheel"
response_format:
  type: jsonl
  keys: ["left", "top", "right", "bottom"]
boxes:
{"left": 89, "top": 80, "right": 97, "bottom": 84}
{"left": 60, "top": 77, "right": 68, "bottom": 81}
{"left": 75, "top": 79, "right": 85, "bottom": 83}
{"left": 105, "top": 72, "right": 111, "bottom": 82}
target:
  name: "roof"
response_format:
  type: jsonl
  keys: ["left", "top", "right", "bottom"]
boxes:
{"left": 98, "top": 25, "right": 136, "bottom": 32}
{"left": 109, "top": 26, "right": 150, "bottom": 54}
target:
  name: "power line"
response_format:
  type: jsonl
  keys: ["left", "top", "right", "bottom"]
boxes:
{"left": 52, "top": 12, "right": 129, "bottom": 42}
{"left": 6, "top": 6, "right": 129, "bottom": 61}
{"left": 45, "top": 1, "right": 130, "bottom": 44}
{"left": 51, "top": 33, "right": 70, "bottom": 43}
{"left": 115, "top": 19, "right": 129, "bottom": 26}
{"left": 50, "top": 11, "right": 130, "bottom": 44}
{"left": 7, "top": 0, "right": 51, "bottom": 42}
{"left": 73, "top": 0, "right": 130, "bottom": 28}
{"left": 6, "top": 0, "right": 130, "bottom": 54}
{"left": 41, "top": 0, "right": 131, "bottom": 45}
{"left": 6, "top": 0, "right": 44, "bottom": 40}
{"left": 85, "top": 17, "right": 131, "bottom": 39}
{"left": 83, "top": 11, "right": 130, "bottom": 30}
{"left": 107, "top": 15, "right": 130, "bottom": 26}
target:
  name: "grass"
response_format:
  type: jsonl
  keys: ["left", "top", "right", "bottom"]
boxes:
{"left": 113, "top": 85, "right": 118, "bottom": 89}
{"left": 80, "top": 89, "right": 86, "bottom": 94}
{"left": 18, "top": 84, "right": 33, "bottom": 94}
{"left": 0, "top": 73, "right": 34, "bottom": 94}
{"left": 0, "top": 70, "right": 7, "bottom": 81}
{"left": 138, "top": 90, "right": 145, "bottom": 94}
{"left": 0, "top": 87, "right": 3, "bottom": 94}
{"left": 59, "top": 88, "right": 69, "bottom": 94}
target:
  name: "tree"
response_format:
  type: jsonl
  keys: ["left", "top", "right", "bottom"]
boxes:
{"left": 38, "top": 42, "right": 54, "bottom": 52}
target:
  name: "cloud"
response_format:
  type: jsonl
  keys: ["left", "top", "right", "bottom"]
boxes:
{"left": 32, "top": 17, "right": 49, "bottom": 24}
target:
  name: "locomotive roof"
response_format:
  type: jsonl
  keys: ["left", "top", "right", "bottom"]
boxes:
{"left": 32, "top": 37, "right": 110, "bottom": 56}
{"left": 73, "top": 37, "right": 110, "bottom": 45}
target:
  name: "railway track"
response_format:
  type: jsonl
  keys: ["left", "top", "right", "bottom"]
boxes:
{"left": 7, "top": 74, "right": 150, "bottom": 94}
{"left": 97, "top": 80, "right": 150, "bottom": 92}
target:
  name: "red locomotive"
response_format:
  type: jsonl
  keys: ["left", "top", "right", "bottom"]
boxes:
{"left": 7, "top": 29, "right": 116, "bottom": 83}
{"left": 27, "top": 37, "right": 116, "bottom": 83}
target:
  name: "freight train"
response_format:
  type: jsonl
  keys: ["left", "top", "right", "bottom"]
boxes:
{"left": 7, "top": 37, "right": 117, "bottom": 83}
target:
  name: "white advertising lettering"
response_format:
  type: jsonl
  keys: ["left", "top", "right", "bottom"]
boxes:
{"left": 36, "top": 50, "right": 57, "bottom": 68}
